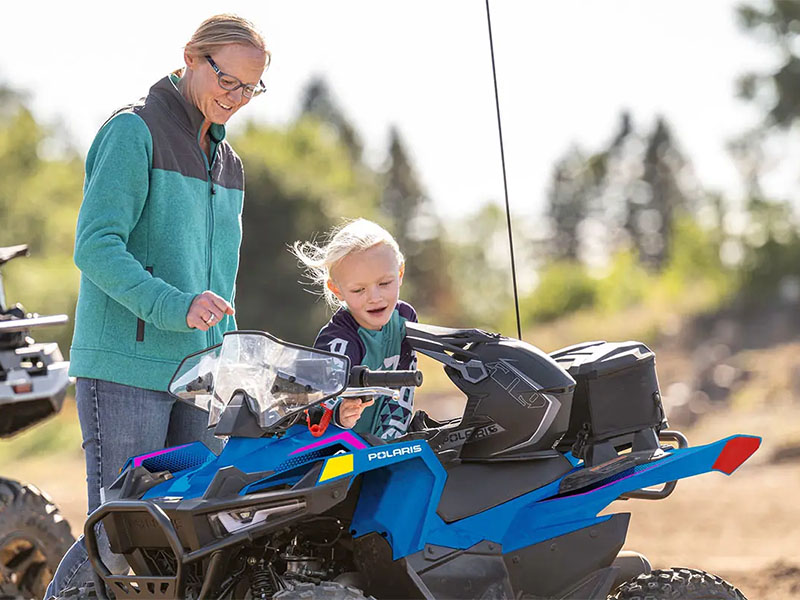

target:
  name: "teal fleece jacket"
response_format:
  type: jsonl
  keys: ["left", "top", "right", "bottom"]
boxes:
{"left": 69, "top": 75, "right": 244, "bottom": 391}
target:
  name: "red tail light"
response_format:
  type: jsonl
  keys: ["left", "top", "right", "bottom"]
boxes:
{"left": 712, "top": 436, "right": 761, "bottom": 475}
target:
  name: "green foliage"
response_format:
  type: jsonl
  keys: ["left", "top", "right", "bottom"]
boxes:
{"left": 379, "top": 128, "right": 453, "bottom": 321}
{"left": 736, "top": 0, "right": 800, "bottom": 128}
{"left": 517, "top": 215, "right": 737, "bottom": 330}
{"left": 300, "top": 78, "right": 363, "bottom": 162}
{"left": 658, "top": 214, "right": 734, "bottom": 304}
{"left": 0, "top": 67, "right": 793, "bottom": 372}
{"left": 519, "top": 262, "right": 597, "bottom": 325}
{"left": 593, "top": 251, "right": 651, "bottom": 313}
{"left": 544, "top": 112, "right": 693, "bottom": 272}
{"left": 0, "top": 87, "right": 82, "bottom": 354}
{"left": 232, "top": 116, "right": 382, "bottom": 344}
{"left": 0, "top": 104, "right": 82, "bottom": 254}
{"left": 632, "top": 117, "right": 689, "bottom": 271}
{"left": 236, "top": 117, "right": 378, "bottom": 221}
{"left": 443, "top": 203, "right": 514, "bottom": 332}
{"left": 546, "top": 145, "right": 603, "bottom": 261}
{"left": 736, "top": 196, "right": 800, "bottom": 301}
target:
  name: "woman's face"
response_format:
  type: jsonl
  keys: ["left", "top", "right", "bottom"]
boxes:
{"left": 183, "top": 43, "right": 268, "bottom": 125}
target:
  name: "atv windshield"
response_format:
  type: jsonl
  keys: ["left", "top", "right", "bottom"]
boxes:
{"left": 168, "top": 331, "right": 350, "bottom": 429}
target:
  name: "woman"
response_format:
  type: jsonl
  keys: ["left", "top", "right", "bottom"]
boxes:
{"left": 46, "top": 14, "right": 270, "bottom": 598}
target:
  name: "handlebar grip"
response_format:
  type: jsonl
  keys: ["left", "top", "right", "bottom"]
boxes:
{"left": 349, "top": 366, "right": 423, "bottom": 388}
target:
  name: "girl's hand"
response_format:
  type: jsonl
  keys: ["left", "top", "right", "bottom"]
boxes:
{"left": 338, "top": 397, "right": 374, "bottom": 429}
{"left": 187, "top": 291, "right": 235, "bottom": 331}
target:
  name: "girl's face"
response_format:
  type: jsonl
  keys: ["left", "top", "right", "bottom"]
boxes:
{"left": 328, "top": 244, "right": 404, "bottom": 331}
{"left": 182, "top": 43, "right": 268, "bottom": 125}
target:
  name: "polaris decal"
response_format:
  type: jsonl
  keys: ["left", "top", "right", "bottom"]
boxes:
{"left": 367, "top": 444, "right": 423, "bottom": 461}
{"left": 486, "top": 359, "right": 547, "bottom": 409}
{"left": 442, "top": 423, "right": 507, "bottom": 450}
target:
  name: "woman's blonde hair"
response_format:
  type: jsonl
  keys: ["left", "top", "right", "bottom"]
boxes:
{"left": 185, "top": 14, "right": 271, "bottom": 68}
{"left": 292, "top": 219, "right": 405, "bottom": 310}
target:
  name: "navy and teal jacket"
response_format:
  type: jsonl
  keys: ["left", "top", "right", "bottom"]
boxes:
{"left": 314, "top": 301, "right": 418, "bottom": 440}
{"left": 69, "top": 74, "right": 243, "bottom": 391}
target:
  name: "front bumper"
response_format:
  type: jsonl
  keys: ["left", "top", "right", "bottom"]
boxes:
{"left": 85, "top": 463, "right": 351, "bottom": 599}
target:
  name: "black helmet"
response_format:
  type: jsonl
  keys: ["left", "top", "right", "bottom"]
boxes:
{"left": 406, "top": 324, "right": 575, "bottom": 459}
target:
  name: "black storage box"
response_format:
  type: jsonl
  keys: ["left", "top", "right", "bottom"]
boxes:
{"left": 551, "top": 341, "right": 666, "bottom": 450}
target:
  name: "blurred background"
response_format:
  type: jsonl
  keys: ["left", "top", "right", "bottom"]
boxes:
{"left": 1, "top": 1, "right": 799, "bottom": 598}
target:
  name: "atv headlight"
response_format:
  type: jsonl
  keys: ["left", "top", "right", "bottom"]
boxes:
{"left": 212, "top": 499, "right": 306, "bottom": 534}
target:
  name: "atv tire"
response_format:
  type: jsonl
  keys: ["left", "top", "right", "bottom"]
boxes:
{"left": 273, "top": 581, "right": 371, "bottom": 600}
{"left": 612, "top": 567, "right": 747, "bottom": 600}
{"left": 0, "top": 477, "right": 75, "bottom": 600}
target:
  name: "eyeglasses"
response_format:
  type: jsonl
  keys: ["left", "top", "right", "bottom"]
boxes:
{"left": 205, "top": 55, "right": 266, "bottom": 99}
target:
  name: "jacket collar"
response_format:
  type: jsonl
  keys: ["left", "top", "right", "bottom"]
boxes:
{"left": 150, "top": 74, "right": 227, "bottom": 143}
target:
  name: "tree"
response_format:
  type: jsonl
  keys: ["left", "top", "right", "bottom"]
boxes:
{"left": 0, "top": 83, "right": 83, "bottom": 355}
{"left": 733, "top": 0, "right": 800, "bottom": 223}
{"left": 725, "top": 2, "right": 800, "bottom": 299}
{"left": 545, "top": 145, "right": 598, "bottom": 261}
{"left": 585, "top": 114, "right": 694, "bottom": 271}
{"left": 380, "top": 127, "right": 454, "bottom": 319}
{"left": 627, "top": 117, "right": 690, "bottom": 270}
{"left": 544, "top": 112, "right": 694, "bottom": 271}
{"left": 736, "top": 0, "right": 800, "bottom": 128}
{"left": 232, "top": 117, "right": 381, "bottom": 344}
{"left": 300, "top": 77, "right": 363, "bottom": 163}
{"left": 445, "top": 202, "right": 515, "bottom": 331}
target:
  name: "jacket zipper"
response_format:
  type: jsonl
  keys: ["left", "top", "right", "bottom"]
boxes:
{"left": 201, "top": 137, "right": 216, "bottom": 347}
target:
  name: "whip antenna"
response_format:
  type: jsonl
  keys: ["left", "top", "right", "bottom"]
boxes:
{"left": 485, "top": 0, "right": 522, "bottom": 340}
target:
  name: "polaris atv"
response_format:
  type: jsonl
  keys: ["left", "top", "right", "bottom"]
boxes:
{"left": 0, "top": 244, "right": 75, "bottom": 599}
{"left": 67, "top": 325, "right": 757, "bottom": 599}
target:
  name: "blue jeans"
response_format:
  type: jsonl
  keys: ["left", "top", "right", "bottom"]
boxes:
{"left": 46, "top": 378, "right": 223, "bottom": 599}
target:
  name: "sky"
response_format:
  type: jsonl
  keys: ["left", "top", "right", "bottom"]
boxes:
{"left": 0, "top": 0, "right": 780, "bottom": 219}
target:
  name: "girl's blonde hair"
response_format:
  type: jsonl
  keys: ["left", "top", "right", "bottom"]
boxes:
{"left": 292, "top": 219, "right": 405, "bottom": 310}
{"left": 185, "top": 14, "right": 271, "bottom": 68}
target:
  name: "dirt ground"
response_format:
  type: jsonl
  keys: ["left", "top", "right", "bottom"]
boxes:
{"left": 610, "top": 411, "right": 800, "bottom": 600}
{"left": 2, "top": 396, "right": 799, "bottom": 599}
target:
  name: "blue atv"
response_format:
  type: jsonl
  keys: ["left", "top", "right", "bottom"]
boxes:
{"left": 68, "top": 324, "right": 758, "bottom": 599}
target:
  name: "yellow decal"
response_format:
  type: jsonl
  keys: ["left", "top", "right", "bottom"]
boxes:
{"left": 318, "top": 454, "right": 354, "bottom": 483}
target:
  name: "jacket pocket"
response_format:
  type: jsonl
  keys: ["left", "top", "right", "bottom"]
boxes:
{"left": 136, "top": 266, "right": 154, "bottom": 342}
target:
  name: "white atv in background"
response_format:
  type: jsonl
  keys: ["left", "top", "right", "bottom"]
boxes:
{"left": 0, "top": 244, "right": 74, "bottom": 600}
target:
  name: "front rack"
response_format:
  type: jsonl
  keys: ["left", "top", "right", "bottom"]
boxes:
{"left": 84, "top": 501, "right": 187, "bottom": 600}
{"left": 83, "top": 470, "right": 352, "bottom": 600}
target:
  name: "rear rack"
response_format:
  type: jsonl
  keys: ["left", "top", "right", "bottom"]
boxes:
{"left": 619, "top": 430, "right": 688, "bottom": 500}
{"left": 555, "top": 430, "right": 690, "bottom": 501}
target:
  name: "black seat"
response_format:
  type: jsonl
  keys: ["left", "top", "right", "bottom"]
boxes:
{"left": 395, "top": 410, "right": 574, "bottom": 522}
{"left": 436, "top": 455, "right": 573, "bottom": 522}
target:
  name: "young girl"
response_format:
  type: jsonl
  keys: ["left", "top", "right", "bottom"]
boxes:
{"left": 292, "top": 218, "right": 417, "bottom": 440}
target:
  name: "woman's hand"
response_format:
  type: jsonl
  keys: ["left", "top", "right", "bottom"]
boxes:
{"left": 187, "top": 291, "right": 235, "bottom": 331}
{"left": 338, "top": 397, "right": 374, "bottom": 429}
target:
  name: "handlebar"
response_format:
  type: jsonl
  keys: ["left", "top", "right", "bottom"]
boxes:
{"left": 0, "top": 314, "right": 69, "bottom": 333}
{"left": 349, "top": 365, "right": 423, "bottom": 388}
